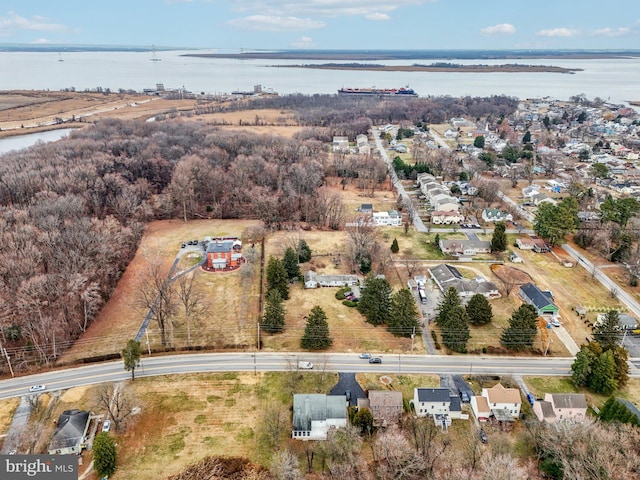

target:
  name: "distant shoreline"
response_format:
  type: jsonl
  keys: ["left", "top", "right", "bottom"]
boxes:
{"left": 273, "top": 63, "right": 582, "bottom": 74}
{"left": 183, "top": 50, "right": 640, "bottom": 61}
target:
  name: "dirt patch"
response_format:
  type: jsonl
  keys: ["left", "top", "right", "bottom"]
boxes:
{"left": 0, "top": 397, "right": 20, "bottom": 435}
{"left": 59, "top": 386, "right": 90, "bottom": 404}
{"left": 491, "top": 264, "right": 533, "bottom": 286}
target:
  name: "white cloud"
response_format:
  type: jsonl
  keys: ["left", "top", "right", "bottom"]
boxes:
{"left": 365, "top": 13, "right": 391, "bottom": 21}
{"left": 31, "top": 38, "right": 52, "bottom": 44}
{"left": 290, "top": 36, "right": 315, "bottom": 48}
{"left": 228, "top": 0, "right": 432, "bottom": 18}
{"left": 226, "top": 15, "right": 325, "bottom": 32}
{"left": 480, "top": 23, "right": 516, "bottom": 36}
{"left": 535, "top": 28, "right": 579, "bottom": 37}
{"left": 0, "top": 11, "right": 69, "bottom": 36}
{"left": 592, "top": 27, "right": 631, "bottom": 37}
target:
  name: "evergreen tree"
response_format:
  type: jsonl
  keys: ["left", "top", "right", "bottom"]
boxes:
{"left": 297, "top": 239, "right": 312, "bottom": 263}
{"left": 262, "top": 289, "right": 285, "bottom": 334}
{"left": 301, "top": 305, "right": 332, "bottom": 350}
{"left": 266, "top": 256, "right": 289, "bottom": 300}
{"left": 435, "top": 287, "right": 462, "bottom": 326}
{"left": 572, "top": 343, "right": 600, "bottom": 387}
{"left": 522, "top": 130, "right": 532, "bottom": 143}
{"left": 391, "top": 238, "right": 400, "bottom": 254}
{"left": 490, "top": 221, "right": 507, "bottom": 253}
{"left": 283, "top": 247, "right": 302, "bottom": 281}
{"left": 599, "top": 397, "right": 639, "bottom": 426}
{"left": 357, "top": 276, "right": 392, "bottom": 326}
{"left": 434, "top": 233, "right": 441, "bottom": 251}
{"left": 610, "top": 345, "right": 630, "bottom": 388}
{"left": 466, "top": 294, "right": 493, "bottom": 326}
{"left": 93, "top": 432, "right": 117, "bottom": 478}
{"left": 593, "top": 310, "right": 621, "bottom": 351}
{"left": 500, "top": 304, "right": 538, "bottom": 351}
{"left": 388, "top": 288, "right": 420, "bottom": 337}
{"left": 121, "top": 339, "right": 141, "bottom": 381}
{"left": 533, "top": 197, "right": 579, "bottom": 246}
{"left": 590, "top": 349, "right": 618, "bottom": 395}
{"left": 440, "top": 305, "right": 470, "bottom": 353}
{"left": 473, "top": 135, "right": 485, "bottom": 149}
{"left": 352, "top": 407, "right": 374, "bottom": 434}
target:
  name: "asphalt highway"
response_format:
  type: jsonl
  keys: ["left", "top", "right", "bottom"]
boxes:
{"left": 0, "top": 352, "right": 587, "bottom": 400}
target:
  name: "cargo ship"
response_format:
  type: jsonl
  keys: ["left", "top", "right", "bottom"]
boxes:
{"left": 338, "top": 86, "right": 418, "bottom": 97}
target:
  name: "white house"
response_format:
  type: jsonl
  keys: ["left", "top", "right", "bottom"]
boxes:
{"left": 332, "top": 136, "right": 349, "bottom": 152}
{"left": 431, "top": 210, "right": 464, "bottom": 225}
{"left": 481, "top": 208, "right": 513, "bottom": 223}
{"left": 372, "top": 210, "right": 402, "bottom": 226}
{"left": 481, "top": 383, "right": 521, "bottom": 419}
{"left": 292, "top": 394, "right": 348, "bottom": 440}
{"left": 304, "top": 271, "right": 361, "bottom": 289}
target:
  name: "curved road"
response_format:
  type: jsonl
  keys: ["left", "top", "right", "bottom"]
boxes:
{"left": 0, "top": 352, "right": 591, "bottom": 401}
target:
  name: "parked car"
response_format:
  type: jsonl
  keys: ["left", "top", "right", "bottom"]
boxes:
{"left": 359, "top": 353, "right": 371, "bottom": 359}
{"left": 460, "top": 391, "right": 470, "bottom": 403}
{"left": 369, "top": 357, "right": 382, "bottom": 364}
{"left": 479, "top": 428, "right": 488, "bottom": 444}
{"left": 527, "top": 393, "right": 535, "bottom": 406}
{"left": 345, "top": 390, "right": 351, "bottom": 402}
{"left": 29, "top": 385, "right": 46, "bottom": 393}
{"left": 102, "top": 420, "right": 111, "bottom": 433}
{"left": 181, "top": 243, "right": 186, "bottom": 248}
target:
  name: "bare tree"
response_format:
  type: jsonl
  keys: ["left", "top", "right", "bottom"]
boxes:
{"left": 93, "top": 383, "right": 138, "bottom": 433}
{"left": 270, "top": 449, "right": 303, "bottom": 480}
{"left": 136, "top": 258, "right": 178, "bottom": 347}
{"left": 176, "top": 272, "right": 207, "bottom": 348}
{"left": 374, "top": 425, "right": 426, "bottom": 480}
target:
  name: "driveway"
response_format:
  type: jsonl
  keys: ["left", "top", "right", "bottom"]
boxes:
{"left": 330, "top": 372, "right": 365, "bottom": 407}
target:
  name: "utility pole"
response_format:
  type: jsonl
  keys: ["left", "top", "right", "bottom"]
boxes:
{"left": 2, "top": 346, "right": 14, "bottom": 378}
{"left": 257, "top": 321, "right": 261, "bottom": 351}
{"left": 145, "top": 329, "right": 151, "bottom": 356}
{"left": 411, "top": 326, "right": 416, "bottom": 351}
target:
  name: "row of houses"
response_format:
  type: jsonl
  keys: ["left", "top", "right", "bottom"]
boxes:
{"left": 292, "top": 384, "right": 596, "bottom": 440}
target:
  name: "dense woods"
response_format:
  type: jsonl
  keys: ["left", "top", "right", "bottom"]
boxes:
{"left": 0, "top": 94, "right": 519, "bottom": 370}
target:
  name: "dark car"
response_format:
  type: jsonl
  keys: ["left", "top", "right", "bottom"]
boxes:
{"left": 181, "top": 243, "right": 186, "bottom": 248}
{"left": 460, "top": 391, "right": 470, "bottom": 403}
{"left": 479, "top": 428, "right": 488, "bottom": 444}
{"left": 369, "top": 357, "right": 382, "bottom": 364}
{"left": 345, "top": 390, "right": 351, "bottom": 402}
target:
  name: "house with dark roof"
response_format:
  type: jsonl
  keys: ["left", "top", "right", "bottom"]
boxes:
{"left": 48, "top": 410, "right": 91, "bottom": 455}
{"left": 533, "top": 393, "right": 587, "bottom": 423}
{"left": 411, "top": 388, "right": 462, "bottom": 422}
{"left": 292, "top": 394, "right": 348, "bottom": 440}
{"left": 205, "top": 237, "right": 243, "bottom": 270}
{"left": 519, "top": 283, "right": 559, "bottom": 317}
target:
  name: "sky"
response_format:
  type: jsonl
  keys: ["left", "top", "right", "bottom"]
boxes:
{"left": 1, "top": 1, "right": 639, "bottom": 51}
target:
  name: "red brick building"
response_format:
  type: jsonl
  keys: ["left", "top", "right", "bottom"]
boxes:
{"left": 205, "top": 237, "right": 243, "bottom": 271}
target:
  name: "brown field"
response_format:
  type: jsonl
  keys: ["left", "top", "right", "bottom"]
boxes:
{"left": 0, "top": 397, "right": 20, "bottom": 438}
{"left": 60, "top": 219, "right": 262, "bottom": 364}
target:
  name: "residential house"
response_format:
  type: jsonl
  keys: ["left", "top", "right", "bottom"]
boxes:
{"left": 509, "top": 252, "right": 524, "bottom": 263}
{"left": 438, "top": 239, "right": 491, "bottom": 257}
{"left": 470, "top": 395, "right": 492, "bottom": 422}
{"left": 481, "top": 208, "right": 513, "bottom": 223}
{"left": 303, "top": 271, "right": 361, "bottom": 289}
{"left": 444, "top": 129, "right": 458, "bottom": 138}
{"left": 292, "top": 394, "right": 348, "bottom": 440}
{"left": 483, "top": 383, "right": 521, "bottom": 419}
{"left": 48, "top": 410, "right": 91, "bottom": 455}
{"left": 515, "top": 237, "right": 550, "bottom": 253}
{"left": 522, "top": 184, "right": 541, "bottom": 199}
{"left": 533, "top": 393, "right": 588, "bottom": 423}
{"left": 519, "top": 283, "right": 559, "bottom": 317}
{"left": 206, "top": 238, "right": 243, "bottom": 270}
{"left": 429, "top": 264, "right": 500, "bottom": 299}
{"left": 332, "top": 136, "right": 349, "bottom": 152}
{"left": 596, "top": 313, "right": 638, "bottom": 330}
{"left": 432, "top": 194, "right": 460, "bottom": 213}
{"left": 431, "top": 210, "right": 464, "bottom": 225}
{"left": 357, "top": 390, "right": 404, "bottom": 427}
{"left": 412, "top": 388, "right": 462, "bottom": 419}
{"left": 372, "top": 210, "right": 402, "bottom": 226}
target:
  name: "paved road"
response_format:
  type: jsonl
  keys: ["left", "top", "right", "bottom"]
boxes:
{"left": 0, "top": 352, "right": 593, "bottom": 401}
{"left": 563, "top": 244, "right": 640, "bottom": 319}
{"left": 371, "top": 127, "right": 427, "bottom": 232}
{"left": 497, "top": 190, "right": 535, "bottom": 223}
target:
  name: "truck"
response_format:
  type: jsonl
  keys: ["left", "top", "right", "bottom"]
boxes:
{"left": 418, "top": 288, "right": 427, "bottom": 305}
{"left": 298, "top": 361, "right": 313, "bottom": 370}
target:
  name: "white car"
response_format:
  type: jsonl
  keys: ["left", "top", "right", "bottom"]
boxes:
{"left": 29, "top": 385, "right": 46, "bottom": 393}
{"left": 102, "top": 420, "right": 111, "bottom": 433}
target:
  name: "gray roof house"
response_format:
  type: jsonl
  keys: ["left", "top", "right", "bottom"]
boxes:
{"left": 429, "top": 264, "right": 500, "bottom": 299}
{"left": 292, "top": 394, "right": 348, "bottom": 440}
{"left": 519, "top": 283, "right": 559, "bottom": 316}
{"left": 304, "top": 271, "right": 361, "bottom": 289}
{"left": 48, "top": 410, "right": 91, "bottom": 455}
{"left": 533, "top": 393, "right": 588, "bottom": 423}
{"left": 439, "top": 239, "right": 491, "bottom": 257}
{"left": 412, "top": 388, "right": 463, "bottom": 427}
